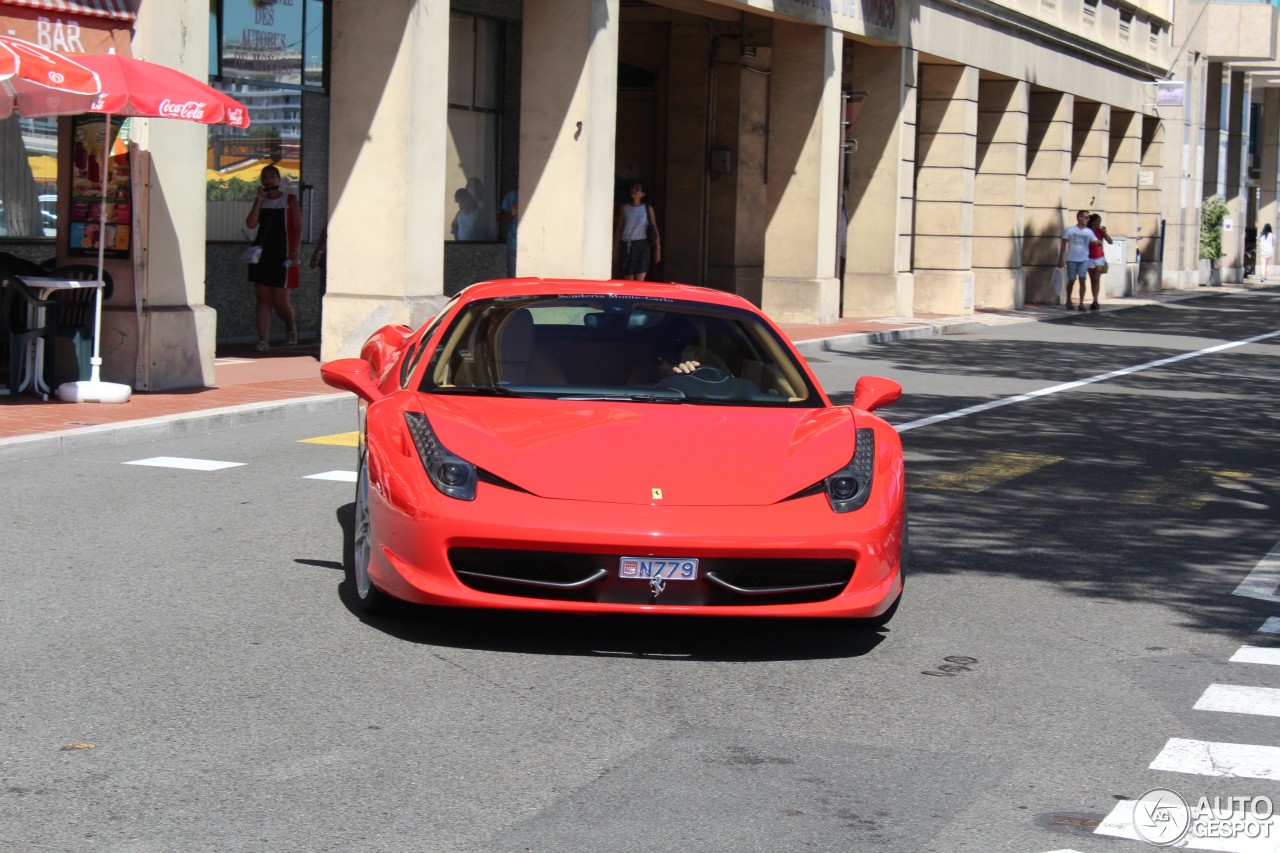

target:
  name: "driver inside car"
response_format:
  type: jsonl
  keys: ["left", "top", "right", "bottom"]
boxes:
{"left": 629, "top": 316, "right": 727, "bottom": 384}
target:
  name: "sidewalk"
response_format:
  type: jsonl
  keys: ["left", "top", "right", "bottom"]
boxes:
{"left": 0, "top": 286, "right": 1247, "bottom": 462}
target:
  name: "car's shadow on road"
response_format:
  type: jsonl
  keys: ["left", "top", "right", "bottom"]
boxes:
{"left": 320, "top": 503, "right": 889, "bottom": 662}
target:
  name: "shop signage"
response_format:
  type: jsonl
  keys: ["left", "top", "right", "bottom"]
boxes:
{"left": 69, "top": 114, "right": 132, "bottom": 260}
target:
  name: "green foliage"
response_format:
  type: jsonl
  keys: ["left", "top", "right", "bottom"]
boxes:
{"left": 1200, "top": 195, "right": 1228, "bottom": 262}
{"left": 206, "top": 177, "right": 259, "bottom": 202}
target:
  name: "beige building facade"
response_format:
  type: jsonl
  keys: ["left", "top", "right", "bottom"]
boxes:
{"left": 320, "top": 0, "right": 1196, "bottom": 357}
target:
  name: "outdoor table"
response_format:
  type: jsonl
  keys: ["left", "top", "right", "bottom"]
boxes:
{"left": 17, "top": 276, "right": 104, "bottom": 400}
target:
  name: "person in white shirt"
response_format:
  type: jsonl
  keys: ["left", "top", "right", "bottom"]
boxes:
{"left": 1258, "top": 223, "right": 1274, "bottom": 281}
{"left": 1057, "top": 210, "right": 1100, "bottom": 311}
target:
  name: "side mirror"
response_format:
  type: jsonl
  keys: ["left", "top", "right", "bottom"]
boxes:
{"left": 853, "top": 376, "right": 902, "bottom": 413}
{"left": 321, "top": 358, "right": 385, "bottom": 403}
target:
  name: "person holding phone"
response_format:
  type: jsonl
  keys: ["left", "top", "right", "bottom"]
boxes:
{"left": 245, "top": 164, "right": 302, "bottom": 350}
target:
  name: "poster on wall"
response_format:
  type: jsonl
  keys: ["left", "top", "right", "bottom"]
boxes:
{"left": 69, "top": 115, "right": 132, "bottom": 259}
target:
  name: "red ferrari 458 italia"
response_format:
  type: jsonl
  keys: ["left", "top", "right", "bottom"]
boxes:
{"left": 321, "top": 279, "right": 906, "bottom": 624}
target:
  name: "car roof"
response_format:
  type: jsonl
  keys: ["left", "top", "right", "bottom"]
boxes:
{"left": 456, "top": 278, "right": 761, "bottom": 312}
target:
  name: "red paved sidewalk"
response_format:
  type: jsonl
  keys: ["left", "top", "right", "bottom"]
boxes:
{"left": 0, "top": 343, "right": 335, "bottom": 442}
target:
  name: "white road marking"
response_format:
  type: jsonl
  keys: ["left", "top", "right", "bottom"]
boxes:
{"left": 1229, "top": 646, "right": 1280, "bottom": 666}
{"left": 1149, "top": 738, "right": 1280, "bottom": 780}
{"left": 896, "top": 328, "right": 1280, "bottom": 432}
{"left": 1233, "top": 541, "right": 1280, "bottom": 604}
{"left": 1194, "top": 684, "right": 1280, "bottom": 718}
{"left": 123, "top": 456, "right": 245, "bottom": 471}
{"left": 1260, "top": 618, "right": 1280, "bottom": 635}
{"left": 304, "top": 470, "right": 357, "bottom": 482}
{"left": 1096, "top": 798, "right": 1280, "bottom": 851}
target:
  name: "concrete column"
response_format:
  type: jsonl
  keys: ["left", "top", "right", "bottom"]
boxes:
{"left": 126, "top": 0, "right": 216, "bottom": 390}
{"left": 664, "top": 18, "right": 709, "bottom": 286}
{"left": 322, "top": 0, "right": 450, "bottom": 360}
{"left": 1070, "top": 101, "right": 1109, "bottom": 215}
{"left": 1137, "top": 116, "right": 1163, "bottom": 291}
{"left": 761, "top": 23, "right": 842, "bottom": 324}
{"left": 1023, "top": 89, "right": 1072, "bottom": 303}
{"left": 1203, "top": 63, "right": 1226, "bottom": 198}
{"left": 1106, "top": 110, "right": 1142, "bottom": 296}
{"left": 705, "top": 42, "right": 768, "bottom": 301}
{"left": 912, "top": 62, "right": 978, "bottom": 315}
{"left": 1222, "top": 71, "right": 1248, "bottom": 281}
{"left": 844, "top": 44, "right": 916, "bottom": 318}
{"left": 1258, "top": 88, "right": 1280, "bottom": 236}
{"left": 973, "top": 77, "right": 1027, "bottom": 308}
{"left": 517, "top": 0, "right": 619, "bottom": 280}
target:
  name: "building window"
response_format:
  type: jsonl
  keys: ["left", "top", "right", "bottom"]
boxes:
{"left": 211, "top": 0, "right": 328, "bottom": 92}
{"left": 447, "top": 13, "right": 504, "bottom": 243}
{"left": 0, "top": 115, "right": 58, "bottom": 240}
{"left": 207, "top": 1, "right": 327, "bottom": 242}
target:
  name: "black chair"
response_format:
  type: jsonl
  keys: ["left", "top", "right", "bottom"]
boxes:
{"left": 0, "top": 252, "right": 46, "bottom": 277}
{"left": 0, "top": 273, "right": 57, "bottom": 399}
{"left": 46, "top": 265, "right": 114, "bottom": 384}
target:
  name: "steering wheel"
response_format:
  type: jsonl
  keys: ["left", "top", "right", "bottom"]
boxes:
{"left": 689, "top": 365, "right": 729, "bottom": 382}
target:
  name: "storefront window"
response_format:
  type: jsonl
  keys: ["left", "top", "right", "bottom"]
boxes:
{"left": 0, "top": 115, "right": 58, "bottom": 240}
{"left": 211, "top": 0, "right": 327, "bottom": 93}
{"left": 447, "top": 13, "right": 503, "bottom": 243}
{"left": 206, "top": 81, "right": 304, "bottom": 241}
{"left": 207, "top": 1, "right": 326, "bottom": 241}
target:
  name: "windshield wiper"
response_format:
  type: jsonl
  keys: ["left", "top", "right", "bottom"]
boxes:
{"left": 558, "top": 390, "right": 686, "bottom": 402}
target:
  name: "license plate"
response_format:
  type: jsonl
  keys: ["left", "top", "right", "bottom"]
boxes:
{"left": 619, "top": 557, "right": 699, "bottom": 581}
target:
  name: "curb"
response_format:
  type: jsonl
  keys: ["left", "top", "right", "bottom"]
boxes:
{"left": 0, "top": 392, "right": 354, "bottom": 464}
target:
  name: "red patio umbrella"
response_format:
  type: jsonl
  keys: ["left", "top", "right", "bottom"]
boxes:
{"left": 50, "top": 52, "right": 251, "bottom": 403}
{"left": 0, "top": 35, "right": 100, "bottom": 119}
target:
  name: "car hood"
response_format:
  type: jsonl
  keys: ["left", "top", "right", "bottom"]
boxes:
{"left": 419, "top": 396, "right": 858, "bottom": 506}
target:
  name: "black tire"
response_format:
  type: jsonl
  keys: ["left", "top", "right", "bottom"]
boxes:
{"left": 351, "top": 453, "right": 391, "bottom": 615}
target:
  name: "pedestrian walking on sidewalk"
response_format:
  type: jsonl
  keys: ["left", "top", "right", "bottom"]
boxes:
{"left": 1058, "top": 210, "right": 1099, "bottom": 311}
{"left": 614, "top": 180, "right": 661, "bottom": 281}
{"left": 1085, "top": 213, "right": 1113, "bottom": 311}
{"left": 1258, "top": 224, "right": 1274, "bottom": 282}
{"left": 245, "top": 164, "right": 302, "bottom": 351}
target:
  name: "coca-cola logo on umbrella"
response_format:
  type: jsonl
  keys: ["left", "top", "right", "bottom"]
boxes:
{"left": 158, "top": 99, "right": 208, "bottom": 121}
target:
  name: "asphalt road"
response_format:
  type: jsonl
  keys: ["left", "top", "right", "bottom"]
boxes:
{"left": 3, "top": 287, "right": 1280, "bottom": 852}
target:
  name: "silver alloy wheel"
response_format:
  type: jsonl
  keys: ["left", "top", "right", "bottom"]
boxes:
{"left": 354, "top": 455, "right": 374, "bottom": 600}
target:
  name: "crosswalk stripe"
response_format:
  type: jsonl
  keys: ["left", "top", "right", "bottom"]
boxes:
{"left": 304, "top": 470, "right": 357, "bottom": 482}
{"left": 1195, "top": 684, "right": 1280, "bottom": 718}
{"left": 1149, "top": 738, "right": 1280, "bottom": 780}
{"left": 1229, "top": 646, "right": 1280, "bottom": 666}
{"left": 1235, "top": 541, "right": 1280, "bottom": 604}
{"left": 1260, "top": 617, "right": 1280, "bottom": 635}
{"left": 123, "top": 456, "right": 245, "bottom": 471}
{"left": 918, "top": 452, "right": 1062, "bottom": 493}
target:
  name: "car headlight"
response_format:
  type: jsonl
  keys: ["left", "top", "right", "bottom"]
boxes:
{"left": 405, "top": 412, "right": 477, "bottom": 501}
{"left": 824, "top": 428, "right": 874, "bottom": 513}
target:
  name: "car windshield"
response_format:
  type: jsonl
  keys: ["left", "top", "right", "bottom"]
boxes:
{"left": 419, "top": 295, "right": 821, "bottom": 406}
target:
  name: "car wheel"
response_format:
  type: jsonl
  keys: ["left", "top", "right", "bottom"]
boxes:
{"left": 352, "top": 452, "right": 390, "bottom": 614}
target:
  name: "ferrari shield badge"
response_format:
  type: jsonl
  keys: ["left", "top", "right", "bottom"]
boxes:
{"left": 652, "top": 488, "right": 663, "bottom": 499}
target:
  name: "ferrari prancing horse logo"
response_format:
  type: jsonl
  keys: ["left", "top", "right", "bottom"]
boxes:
{"left": 652, "top": 488, "right": 663, "bottom": 499}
